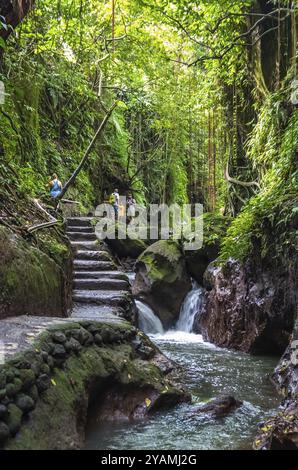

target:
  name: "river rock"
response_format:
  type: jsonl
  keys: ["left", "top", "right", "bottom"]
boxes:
{"left": 197, "top": 258, "right": 297, "bottom": 354}
{"left": 192, "top": 395, "right": 242, "bottom": 419}
{"left": 132, "top": 240, "right": 192, "bottom": 329}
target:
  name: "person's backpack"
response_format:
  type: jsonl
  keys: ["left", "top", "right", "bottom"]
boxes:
{"left": 109, "top": 193, "right": 116, "bottom": 204}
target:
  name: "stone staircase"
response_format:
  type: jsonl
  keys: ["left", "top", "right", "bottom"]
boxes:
{"left": 67, "top": 217, "right": 135, "bottom": 320}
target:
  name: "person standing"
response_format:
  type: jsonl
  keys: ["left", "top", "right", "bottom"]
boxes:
{"left": 127, "top": 193, "right": 136, "bottom": 222}
{"left": 49, "top": 174, "right": 62, "bottom": 198}
{"left": 109, "top": 188, "right": 120, "bottom": 218}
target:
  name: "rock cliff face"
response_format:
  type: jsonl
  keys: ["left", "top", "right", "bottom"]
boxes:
{"left": 196, "top": 250, "right": 298, "bottom": 450}
{"left": 132, "top": 241, "right": 192, "bottom": 329}
{"left": 0, "top": 226, "right": 72, "bottom": 320}
{"left": 197, "top": 257, "right": 297, "bottom": 354}
{"left": 254, "top": 320, "right": 298, "bottom": 450}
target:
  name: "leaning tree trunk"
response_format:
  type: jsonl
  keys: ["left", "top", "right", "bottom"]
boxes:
{"left": 57, "top": 102, "right": 117, "bottom": 203}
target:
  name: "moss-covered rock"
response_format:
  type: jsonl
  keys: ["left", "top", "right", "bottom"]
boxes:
{"left": 185, "top": 213, "right": 231, "bottom": 284}
{"left": 104, "top": 223, "right": 148, "bottom": 259}
{"left": 0, "top": 226, "right": 71, "bottom": 319}
{"left": 0, "top": 320, "right": 189, "bottom": 450}
{"left": 132, "top": 240, "right": 192, "bottom": 328}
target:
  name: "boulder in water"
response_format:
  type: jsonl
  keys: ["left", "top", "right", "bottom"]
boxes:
{"left": 132, "top": 240, "right": 192, "bottom": 329}
{"left": 191, "top": 395, "right": 242, "bottom": 419}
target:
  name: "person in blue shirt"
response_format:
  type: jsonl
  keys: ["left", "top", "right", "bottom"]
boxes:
{"left": 49, "top": 173, "right": 62, "bottom": 198}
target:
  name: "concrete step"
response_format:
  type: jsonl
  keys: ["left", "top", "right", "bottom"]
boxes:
{"left": 67, "top": 226, "right": 94, "bottom": 233}
{"left": 73, "top": 278, "right": 130, "bottom": 291}
{"left": 73, "top": 260, "right": 117, "bottom": 271}
{"left": 71, "top": 303, "right": 124, "bottom": 320}
{"left": 67, "top": 232, "right": 97, "bottom": 241}
{"left": 74, "top": 271, "right": 129, "bottom": 281}
{"left": 70, "top": 241, "right": 106, "bottom": 251}
{"left": 67, "top": 217, "right": 93, "bottom": 227}
{"left": 73, "top": 290, "right": 129, "bottom": 306}
{"left": 75, "top": 250, "right": 112, "bottom": 262}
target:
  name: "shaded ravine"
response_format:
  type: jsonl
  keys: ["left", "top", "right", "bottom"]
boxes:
{"left": 85, "top": 283, "right": 279, "bottom": 450}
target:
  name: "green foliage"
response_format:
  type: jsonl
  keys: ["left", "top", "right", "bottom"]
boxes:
{"left": 221, "top": 84, "right": 298, "bottom": 262}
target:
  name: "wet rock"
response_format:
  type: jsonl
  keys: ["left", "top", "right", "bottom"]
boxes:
{"left": 254, "top": 323, "right": 298, "bottom": 450}
{"left": 198, "top": 258, "right": 297, "bottom": 354}
{"left": 15, "top": 394, "right": 35, "bottom": 414}
{"left": 133, "top": 240, "right": 192, "bottom": 329}
{"left": 254, "top": 401, "right": 298, "bottom": 450}
{"left": 91, "top": 383, "right": 190, "bottom": 423}
{"left": 136, "top": 345, "right": 156, "bottom": 360}
{"left": 6, "top": 404, "right": 22, "bottom": 436}
{"left": 0, "top": 421, "right": 10, "bottom": 442}
{"left": 192, "top": 395, "right": 242, "bottom": 419}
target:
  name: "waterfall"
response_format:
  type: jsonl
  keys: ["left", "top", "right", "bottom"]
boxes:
{"left": 176, "top": 283, "right": 204, "bottom": 333}
{"left": 135, "top": 300, "right": 164, "bottom": 335}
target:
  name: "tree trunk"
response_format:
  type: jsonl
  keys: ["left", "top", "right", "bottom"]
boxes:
{"left": 57, "top": 102, "right": 117, "bottom": 202}
{"left": 0, "top": 0, "right": 35, "bottom": 39}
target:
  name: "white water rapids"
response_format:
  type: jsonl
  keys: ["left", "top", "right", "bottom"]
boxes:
{"left": 136, "top": 282, "right": 205, "bottom": 340}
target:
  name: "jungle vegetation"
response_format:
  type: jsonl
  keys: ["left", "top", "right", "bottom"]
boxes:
{"left": 0, "top": 0, "right": 297, "bottom": 262}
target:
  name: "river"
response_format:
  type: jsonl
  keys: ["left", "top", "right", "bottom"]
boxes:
{"left": 85, "top": 284, "right": 279, "bottom": 450}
